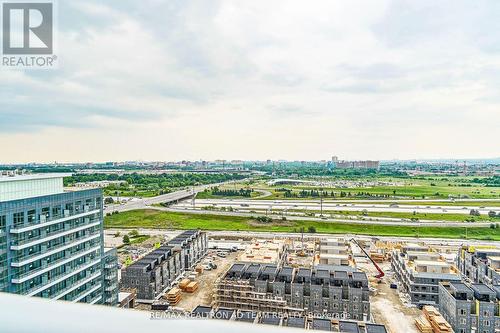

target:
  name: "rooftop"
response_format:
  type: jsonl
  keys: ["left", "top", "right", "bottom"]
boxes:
{"left": 365, "top": 324, "right": 388, "bottom": 333}
{"left": 449, "top": 281, "right": 472, "bottom": 294}
{"left": 471, "top": 284, "right": 495, "bottom": 296}
{"left": 0, "top": 173, "right": 72, "bottom": 202}
{"left": 339, "top": 320, "right": 359, "bottom": 333}
{"left": 0, "top": 173, "right": 71, "bottom": 182}
{"left": 236, "top": 311, "right": 258, "bottom": 323}
{"left": 414, "top": 260, "right": 449, "bottom": 266}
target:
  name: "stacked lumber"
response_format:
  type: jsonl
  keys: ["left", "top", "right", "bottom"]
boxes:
{"left": 185, "top": 281, "right": 199, "bottom": 293}
{"left": 419, "top": 306, "right": 453, "bottom": 333}
{"left": 415, "top": 315, "right": 433, "bottom": 333}
{"left": 370, "top": 252, "right": 386, "bottom": 262}
{"left": 195, "top": 265, "right": 204, "bottom": 274}
{"left": 165, "top": 287, "right": 181, "bottom": 305}
{"left": 179, "top": 278, "right": 191, "bottom": 291}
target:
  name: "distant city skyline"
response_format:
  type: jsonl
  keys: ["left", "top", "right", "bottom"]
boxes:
{"left": 1, "top": 156, "right": 500, "bottom": 166}
{"left": 2, "top": 1, "right": 500, "bottom": 163}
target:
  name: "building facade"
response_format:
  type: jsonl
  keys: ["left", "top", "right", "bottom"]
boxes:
{"left": 439, "top": 281, "right": 500, "bottom": 333}
{"left": 0, "top": 174, "right": 117, "bottom": 305}
{"left": 215, "top": 263, "right": 371, "bottom": 321}
{"left": 103, "top": 247, "right": 119, "bottom": 306}
{"left": 457, "top": 246, "right": 500, "bottom": 286}
{"left": 120, "top": 229, "right": 207, "bottom": 300}
{"left": 190, "top": 305, "right": 387, "bottom": 332}
{"left": 391, "top": 246, "right": 461, "bottom": 306}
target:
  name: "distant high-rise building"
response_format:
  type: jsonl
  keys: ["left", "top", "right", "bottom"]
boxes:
{"left": 0, "top": 173, "right": 117, "bottom": 306}
{"left": 331, "top": 157, "right": 379, "bottom": 170}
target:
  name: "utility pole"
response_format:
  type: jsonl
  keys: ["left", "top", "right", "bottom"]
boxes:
{"left": 320, "top": 187, "right": 323, "bottom": 217}
{"left": 301, "top": 227, "right": 304, "bottom": 250}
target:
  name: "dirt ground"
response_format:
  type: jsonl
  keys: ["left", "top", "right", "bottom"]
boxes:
{"left": 173, "top": 251, "right": 240, "bottom": 312}
{"left": 360, "top": 262, "right": 421, "bottom": 333}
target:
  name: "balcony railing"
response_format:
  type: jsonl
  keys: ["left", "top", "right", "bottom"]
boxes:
{"left": 53, "top": 271, "right": 102, "bottom": 301}
{"left": 22, "top": 259, "right": 101, "bottom": 297}
{"left": 10, "top": 221, "right": 100, "bottom": 250}
{"left": 88, "top": 294, "right": 102, "bottom": 305}
{"left": 11, "top": 233, "right": 101, "bottom": 267}
{"left": 11, "top": 245, "right": 101, "bottom": 283}
{"left": 71, "top": 283, "right": 103, "bottom": 303}
{"left": 10, "top": 209, "right": 100, "bottom": 233}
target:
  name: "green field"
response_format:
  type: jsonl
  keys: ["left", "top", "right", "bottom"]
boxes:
{"left": 248, "top": 177, "right": 500, "bottom": 200}
{"left": 104, "top": 209, "right": 500, "bottom": 241}
{"left": 195, "top": 190, "right": 261, "bottom": 200}
{"left": 318, "top": 200, "right": 500, "bottom": 207}
{"left": 280, "top": 209, "right": 499, "bottom": 222}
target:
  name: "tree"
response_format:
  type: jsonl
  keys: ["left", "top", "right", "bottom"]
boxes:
{"left": 123, "top": 235, "right": 130, "bottom": 244}
{"left": 488, "top": 211, "right": 497, "bottom": 218}
{"left": 129, "top": 230, "right": 139, "bottom": 237}
{"left": 470, "top": 209, "right": 481, "bottom": 217}
{"left": 307, "top": 226, "right": 316, "bottom": 233}
{"left": 104, "top": 197, "right": 114, "bottom": 204}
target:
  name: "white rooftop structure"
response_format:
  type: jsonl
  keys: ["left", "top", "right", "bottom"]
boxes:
{"left": 0, "top": 173, "right": 71, "bottom": 202}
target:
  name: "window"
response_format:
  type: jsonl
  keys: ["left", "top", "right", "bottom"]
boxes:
{"left": 13, "top": 212, "right": 24, "bottom": 226}
{"left": 27, "top": 210, "right": 36, "bottom": 223}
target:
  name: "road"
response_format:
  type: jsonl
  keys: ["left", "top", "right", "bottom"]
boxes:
{"left": 104, "top": 227, "right": 500, "bottom": 247}
{"left": 172, "top": 198, "right": 500, "bottom": 215}
{"left": 104, "top": 183, "right": 223, "bottom": 214}
{"left": 148, "top": 206, "right": 494, "bottom": 227}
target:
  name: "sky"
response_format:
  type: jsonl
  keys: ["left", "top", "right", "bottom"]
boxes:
{"left": 1, "top": 0, "right": 500, "bottom": 163}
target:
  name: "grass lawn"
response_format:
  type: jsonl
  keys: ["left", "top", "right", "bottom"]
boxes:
{"left": 104, "top": 209, "right": 500, "bottom": 241}
{"left": 285, "top": 209, "right": 499, "bottom": 222}
{"left": 313, "top": 200, "right": 500, "bottom": 207}
{"left": 252, "top": 178, "right": 500, "bottom": 200}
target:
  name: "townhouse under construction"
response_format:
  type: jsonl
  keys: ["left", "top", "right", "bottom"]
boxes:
{"left": 214, "top": 262, "right": 371, "bottom": 321}
{"left": 391, "top": 244, "right": 461, "bottom": 306}
{"left": 120, "top": 230, "right": 207, "bottom": 300}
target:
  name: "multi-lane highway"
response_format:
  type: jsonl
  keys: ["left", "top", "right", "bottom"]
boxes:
{"left": 160, "top": 206, "right": 494, "bottom": 227}
{"left": 103, "top": 180, "right": 244, "bottom": 214}
{"left": 172, "top": 198, "right": 500, "bottom": 215}
{"left": 104, "top": 185, "right": 202, "bottom": 214}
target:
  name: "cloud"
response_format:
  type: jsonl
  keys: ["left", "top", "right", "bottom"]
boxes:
{"left": 1, "top": 0, "right": 500, "bottom": 162}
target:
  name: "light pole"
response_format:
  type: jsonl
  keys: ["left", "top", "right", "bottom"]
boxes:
{"left": 320, "top": 187, "right": 323, "bottom": 217}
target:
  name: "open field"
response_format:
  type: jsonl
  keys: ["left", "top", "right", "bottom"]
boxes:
{"left": 104, "top": 209, "right": 500, "bottom": 241}
{"left": 286, "top": 209, "right": 500, "bottom": 222}
{"left": 242, "top": 177, "right": 500, "bottom": 200}
{"left": 321, "top": 200, "right": 500, "bottom": 207}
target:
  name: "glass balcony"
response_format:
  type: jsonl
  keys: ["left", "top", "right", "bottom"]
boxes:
{"left": 12, "top": 245, "right": 101, "bottom": 283}
{"left": 21, "top": 259, "right": 101, "bottom": 296}
{"left": 10, "top": 232, "right": 101, "bottom": 266}
{"left": 88, "top": 294, "right": 103, "bottom": 305}
{"left": 10, "top": 208, "right": 99, "bottom": 232}
{"left": 71, "top": 282, "right": 103, "bottom": 303}
{"left": 52, "top": 271, "right": 102, "bottom": 301}
{"left": 10, "top": 220, "right": 100, "bottom": 249}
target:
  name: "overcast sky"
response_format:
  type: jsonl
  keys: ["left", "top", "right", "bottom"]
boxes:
{"left": 1, "top": 0, "right": 500, "bottom": 163}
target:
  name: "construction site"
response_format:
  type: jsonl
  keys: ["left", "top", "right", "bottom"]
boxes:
{"left": 107, "top": 228, "right": 486, "bottom": 333}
